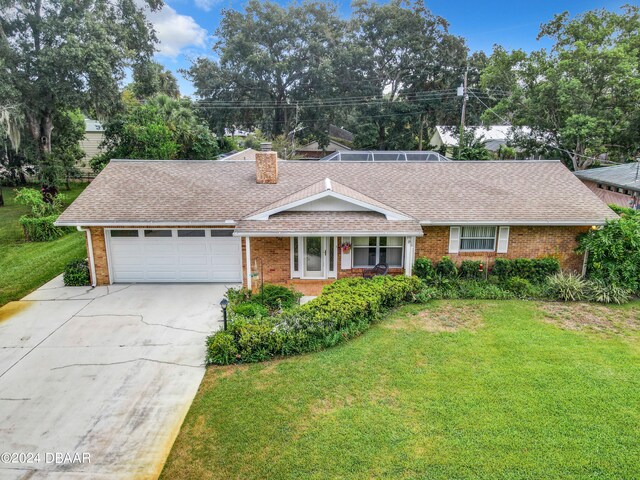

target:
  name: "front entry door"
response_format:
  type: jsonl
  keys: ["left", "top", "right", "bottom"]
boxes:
{"left": 304, "top": 236, "right": 325, "bottom": 278}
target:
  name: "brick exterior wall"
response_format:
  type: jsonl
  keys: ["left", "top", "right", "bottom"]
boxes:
{"left": 88, "top": 224, "right": 588, "bottom": 292}
{"left": 255, "top": 152, "right": 278, "bottom": 184}
{"left": 414, "top": 226, "right": 588, "bottom": 273}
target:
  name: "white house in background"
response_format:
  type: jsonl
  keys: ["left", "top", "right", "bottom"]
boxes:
{"left": 224, "top": 128, "right": 250, "bottom": 138}
{"left": 430, "top": 125, "right": 532, "bottom": 152}
{"left": 77, "top": 118, "right": 105, "bottom": 173}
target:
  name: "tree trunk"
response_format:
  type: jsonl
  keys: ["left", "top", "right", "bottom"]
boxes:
{"left": 377, "top": 123, "right": 386, "bottom": 150}
{"left": 0, "top": 188, "right": 4, "bottom": 207}
{"left": 27, "top": 111, "right": 53, "bottom": 160}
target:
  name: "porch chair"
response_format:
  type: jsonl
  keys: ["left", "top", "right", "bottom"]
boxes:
{"left": 362, "top": 262, "right": 389, "bottom": 279}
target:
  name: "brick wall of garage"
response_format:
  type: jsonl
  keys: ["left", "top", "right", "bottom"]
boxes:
{"left": 414, "top": 225, "right": 588, "bottom": 273}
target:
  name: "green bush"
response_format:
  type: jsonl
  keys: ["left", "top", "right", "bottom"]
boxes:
{"left": 413, "top": 257, "right": 436, "bottom": 281}
{"left": 459, "top": 260, "right": 484, "bottom": 280}
{"left": 503, "top": 276, "right": 534, "bottom": 298}
{"left": 232, "top": 302, "right": 269, "bottom": 318}
{"left": 63, "top": 259, "right": 90, "bottom": 286}
{"left": 586, "top": 280, "right": 631, "bottom": 305}
{"left": 253, "top": 284, "right": 302, "bottom": 311}
{"left": 453, "top": 280, "right": 515, "bottom": 300}
{"left": 205, "top": 275, "right": 421, "bottom": 365}
{"left": 492, "top": 257, "right": 560, "bottom": 283}
{"left": 205, "top": 331, "right": 238, "bottom": 365}
{"left": 19, "top": 215, "right": 70, "bottom": 242}
{"left": 225, "top": 287, "right": 252, "bottom": 306}
{"left": 578, "top": 217, "right": 640, "bottom": 293}
{"left": 546, "top": 272, "right": 587, "bottom": 301}
{"left": 436, "top": 256, "right": 458, "bottom": 278}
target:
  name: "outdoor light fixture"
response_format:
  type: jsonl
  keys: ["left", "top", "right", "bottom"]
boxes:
{"left": 220, "top": 298, "right": 229, "bottom": 331}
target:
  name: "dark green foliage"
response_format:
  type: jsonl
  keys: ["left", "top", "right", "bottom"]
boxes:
{"left": 232, "top": 302, "right": 269, "bottom": 318}
{"left": 225, "top": 287, "right": 253, "bottom": 306}
{"left": 436, "top": 256, "right": 458, "bottom": 278}
{"left": 578, "top": 217, "right": 640, "bottom": 293}
{"left": 205, "top": 276, "right": 422, "bottom": 365}
{"left": 253, "top": 284, "right": 302, "bottom": 312}
{"left": 413, "top": 257, "right": 436, "bottom": 281}
{"left": 503, "top": 277, "right": 535, "bottom": 298}
{"left": 459, "top": 260, "right": 484, "bottom": 280}
{"left": 417, "top": 279, "right": 515, "bottom": 301}
{"left": 63, "top": 259, "right": 90, "bottom": 286}
{"left": 18, "top": 215, "right": 69, "bottom": 241}
{"left": 492, "top": 257, "right": 560, "bottom": 283}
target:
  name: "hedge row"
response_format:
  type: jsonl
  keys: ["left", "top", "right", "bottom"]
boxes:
{"left": 206, "top": 275, "right": 421, "bottom": 365}
{"left": 19, "top": 215, "right": 71, "bottom": 242}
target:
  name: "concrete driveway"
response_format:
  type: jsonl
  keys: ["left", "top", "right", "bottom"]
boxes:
{"left": 0, "top": 276, "right": 235, "bottom": 479}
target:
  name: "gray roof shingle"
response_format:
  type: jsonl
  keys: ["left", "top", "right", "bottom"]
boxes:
{"left": 575, "top": 163, "right": 640, "bottom": 192}
{"left": 56, "top": 159, "right": 616, "bottom": 226}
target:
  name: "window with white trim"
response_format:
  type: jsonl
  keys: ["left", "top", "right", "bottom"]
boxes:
{"left": 459, "top": 226, "right": 497, "bottom": 251}
{"left": 352, "top": 236, "right": 404, "bottom": 267}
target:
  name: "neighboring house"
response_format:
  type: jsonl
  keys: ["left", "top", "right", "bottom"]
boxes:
{"left": 56, "top": 152, "right": 615, "bottom": 295}
{"left": 574, "top": 163, "right": 640, "bottom": 210}
{"left": 430, "top": 125, "right": 532, "bottom": 152}
{"left": 78, "top": 119, "right": 105, "bottom": 170}
{"left": 216, "top": 148, "right": 283, "bottom": 161}
{"left": 224, "top": 128, "right": 250, "bottom": 138}
{"left": 295, "top": 139, "right": 352, "bottom": 160}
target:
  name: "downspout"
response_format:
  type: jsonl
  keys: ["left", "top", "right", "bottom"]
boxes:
{"left": 78, "top": 226, "right": 97, "bottom": 287}
{"left": 245, "top": 237, "right": 252, "bottom": 290}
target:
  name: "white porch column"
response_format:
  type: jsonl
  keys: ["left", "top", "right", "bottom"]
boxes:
{"left": 245, "top": 236, "right": 252, "bottom": 290}
{"left": 404, "top": 236, "right": 416, "bottom": 276}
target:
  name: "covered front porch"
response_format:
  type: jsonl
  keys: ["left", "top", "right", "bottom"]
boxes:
{"left": 235, "top": 211, "right": 423, "bottom": 296}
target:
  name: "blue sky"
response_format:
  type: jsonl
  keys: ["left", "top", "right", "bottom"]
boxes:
{"left": 146, "top": 0, "right": 630, "bottom": 96}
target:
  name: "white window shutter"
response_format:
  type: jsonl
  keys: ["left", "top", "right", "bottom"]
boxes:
{"left": 497, "top": 226, "right": 510, "bottom": 253}
{"left": 448, "top": 227, "right": 461, "bottom": 254}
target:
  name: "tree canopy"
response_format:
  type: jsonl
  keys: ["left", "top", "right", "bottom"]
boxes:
{"left": 481, "top": 6, "right": 640, "bottom": 169}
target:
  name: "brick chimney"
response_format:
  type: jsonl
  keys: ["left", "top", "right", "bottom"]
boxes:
{"left": 256, "top": 142, "right": 278, "bottom": 184}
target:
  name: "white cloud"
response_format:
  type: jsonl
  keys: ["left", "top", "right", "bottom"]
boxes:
{"left": 194, "top": 0, "right": 220, "bottom": 12}
{"left": 145, "top": 4, "right": 207, "bottom": 58}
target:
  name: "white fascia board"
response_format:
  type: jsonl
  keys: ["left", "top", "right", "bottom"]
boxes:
{"left": 246, "top": 190, "right": 411, "bottom": 221}
{"left": 54, "top": 220, "right": 236, "bottom": 227}
{"left": 234, "top": 231, "right": 424, "bottom": 237}
{"left": 419, "top": 220, "right": 608, "bottom": 226}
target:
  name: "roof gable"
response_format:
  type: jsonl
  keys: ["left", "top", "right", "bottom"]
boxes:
{"left": 245, "top": 178, "right": 412, "bottom": 221}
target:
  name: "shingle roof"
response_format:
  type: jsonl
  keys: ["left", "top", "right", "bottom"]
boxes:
{"left": 235, "top": 212, "right": 423, "bottom": 236}
{"left": 56, "top": 159, "right": 616, "bottom": 226}
{"left": 245, "top": 177, "right": 409, "bottom": 219}
{"left": 575, "top": 163, "right": 640, "bottom": 193}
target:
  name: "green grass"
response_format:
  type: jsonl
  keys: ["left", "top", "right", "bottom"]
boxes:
{"left": 0, "top": 184, "right": 88, "bottom": 306}
{"left": 162, "top": 300, "right": 640, "bottom": 480}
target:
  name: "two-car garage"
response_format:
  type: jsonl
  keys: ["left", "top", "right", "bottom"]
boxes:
{"left": 106, "top": 228, "right": 243, "bottom": 283}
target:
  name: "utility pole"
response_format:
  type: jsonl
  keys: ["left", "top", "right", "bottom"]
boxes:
{"left": 458, "top": 65, "right": 469, "bottom": 149}
{"left": 418, "top": 113, "right": 424, "bottom": 151}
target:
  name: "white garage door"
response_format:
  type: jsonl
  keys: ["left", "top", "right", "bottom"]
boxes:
{"left": 107, "top": 229, "right": 242, "bottom": 283}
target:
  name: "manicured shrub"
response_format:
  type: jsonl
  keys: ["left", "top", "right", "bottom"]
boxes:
{"left": 413, "top": 257, "right": 436, "bottom": 281}
{"left": 492, "top": 257, "right": 560, "bottom": 283}
{"left": 232, "top": 302, "right": 269, "bottom": 318}
{"left": 459, "top": 260, "right": 484, "bottom": 280}
{"left": 205, "top": 331, "right": 238, "bottom": 365}
{"left": 586, "top": 280, "right": 631, "bottom": 305}
{"left": 205, "top": 275, "right": 422, "bottom": 365}
{"left": 546, "top": 272, "right": 587, "bottom": 302}
{"left": 253, "top": 284, "right": 302, "bottom": 311}
{"left": 19, "top": 215, "right": 70, "bottom": 242}
{"left": 503, "top": 276, "right": 534, "bottom": 298}
{"left": 63, "top": 259, "right": 90, "bottom": 286}
{"left": 436, "top": 256, "right": 458, "bottom": 278}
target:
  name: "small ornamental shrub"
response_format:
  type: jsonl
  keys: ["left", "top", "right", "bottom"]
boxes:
{"left": 586, "top": 280, "right": 631, "bottom": 305}
{"left": 63, "top": 259, "right": 90, "bottom": 286}
{"left": 546, "top": 272, "right": 587, "bottom": 302}
{"left": 232, "top": 302, "right": 269, "bottom": 318}
{"left": 503, "top": 277, "right": 534, "bottom": 298}
{"left": 226, "top": 287, "right": 252, "bottom": 306}
{"left": 414, "top": 257, "right": 436, "bottom": 281}
{"left": 253, "top": 284, "right": 302, "bottom": 311}
{"left": 454, "top": 280, "right": 515, "bottom": 300}
{"left": 436, "top": 256, "right": 458, "bottom": 278}
{"left": 459, "top": 260, "right": 484, "bottom": 280}
{"left": 205, "top": 275, "right": 421, "bottom": 365}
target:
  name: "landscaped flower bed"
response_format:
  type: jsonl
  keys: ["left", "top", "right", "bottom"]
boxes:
{"left": 206, "top": 276, "right": 422, "bottom": 365}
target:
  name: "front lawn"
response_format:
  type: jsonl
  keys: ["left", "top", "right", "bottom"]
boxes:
{"left": 0, "top": 184, "right": 88, "bottom": 306}
{"left": 162, "top": 300, "right": 640, "bottom": 479}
